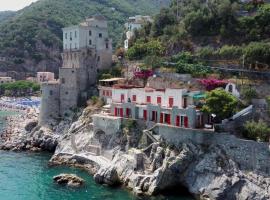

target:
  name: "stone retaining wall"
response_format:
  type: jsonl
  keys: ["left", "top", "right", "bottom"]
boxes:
{"left": 153, "top": 125, "right": 270, "bottom": 175}
{"left": 92, "top": 114, "right": 122, "bottom": 135}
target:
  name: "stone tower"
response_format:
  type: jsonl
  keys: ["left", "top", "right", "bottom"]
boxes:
{"left": 39, "top": 15, "right": 112, "bottom": 126}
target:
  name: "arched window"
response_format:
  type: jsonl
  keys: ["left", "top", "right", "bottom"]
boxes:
{"left": 228, "top": 84, "right": 233, "bottom": 93}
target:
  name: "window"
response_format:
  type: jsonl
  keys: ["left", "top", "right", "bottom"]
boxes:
{"left": 99, "top": 33, "right": 102, "bottom": 38}
{"left": 169, "top": 97, "right": 174, "bottom": 108}
{"left": 89, "top": 40, "right": 92, "bottom": 45}
{"left": 176, "top": 116, "right": 180, "bottom": 127}
{"left": 152, "top": 111, "right": 157, "bottom": 122}
{"left": 61, "top": 78, "right": 65, "bottom": 84}
{"left": 132, "top": 95, "right": 136, "bottom": 102}
{"left": 183, "top": 97, "right": 187, "bottom": 108}
{"left": 146, "top": 96, "right": 151, "bottom": 103}
{"left": 49, "top": 90, "right": 53, "bottom": 96}
{"left": 121, "top": 94, "right": 125, "bottom": 103}
{"left": 65, "top": 33, "right": 67, "bottom": 39}
{"left": 157, "top": 96, "right": 162, "bottom": 104}
{"left": 165, "top": 114, "right": 171, "bottom": 125}
{"left": 228, "top": 84, "right": 233, "bottom": 93}
{"left": 89, "top": 30, "right": 92, "bottom": 36}
{"left": 97, "top": 56, "right": 100, "bottom": 62}
{"left": 106, "top": 43, "right": 109, "bottom": 49}
{"left": 143, "top": 110, "right": 147, "bottom": 121}
{"left": 180, "top": 116, "right": 185, "bottom": 127}
{"left": 65, "top": 91, "right": 69, "bottom": 95}
{"left": 75, "top": 31, "right": 77, "bottom": 38}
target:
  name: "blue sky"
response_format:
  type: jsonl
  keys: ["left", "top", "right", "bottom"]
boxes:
{"left": 0, "top": 0, "right": 38, "bottom": 11}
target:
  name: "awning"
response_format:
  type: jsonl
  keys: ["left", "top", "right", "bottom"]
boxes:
{"left": 193, "top": 94, "right": 206, "bottom": 99}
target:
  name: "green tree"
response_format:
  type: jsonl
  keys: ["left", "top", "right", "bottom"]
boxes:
{"left": 202, "top": 88, "right": 238, "bottom": 122}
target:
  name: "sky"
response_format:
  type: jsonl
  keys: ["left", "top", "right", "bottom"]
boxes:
{"left": 0, "top": 0, "right": 38, "bottom": 11}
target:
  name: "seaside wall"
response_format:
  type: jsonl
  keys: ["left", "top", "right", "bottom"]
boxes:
{"left": 152, "top": 125, "right": 270, "bottom": 175}
{"left": 39, "top": 82, "right": 60, "bottom": 126}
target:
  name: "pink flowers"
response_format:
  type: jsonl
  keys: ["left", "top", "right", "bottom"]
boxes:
{"left": 199, "top": 78, "right": 228, "bottom": 91}
{"left": 134, "top": 69, "right": 154, "bottom": 79}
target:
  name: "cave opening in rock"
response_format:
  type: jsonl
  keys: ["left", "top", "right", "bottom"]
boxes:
{"left": 159, "top": 184, "right": 194, "bottom": 199}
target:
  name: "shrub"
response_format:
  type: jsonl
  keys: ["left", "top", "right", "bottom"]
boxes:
{"left": 126, "top": 39, "right": 165, "bottom": 60}
{"left": 241, "top": 86, "right": 257, "bottom": 104}
{"left": 196, "top": 46, "right": 216, "bottom": 59}
{"left": 266, "top": 96, "right": 270, "bottom": 116}
{"left": 244, "top": 120, "right": 270, "bottom": 142}
{"left": 244, "top": 42, "right": 270, "bottom": 68}
{"left": 217, "top": 45, "right": 243, "bottom": 59}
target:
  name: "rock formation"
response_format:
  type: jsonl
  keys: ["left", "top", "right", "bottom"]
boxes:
{"left": 53, "top": 174, "right": 85, "bottom": 187}
{"left": 2, "top": 105, "right": 270, "bottom": 199}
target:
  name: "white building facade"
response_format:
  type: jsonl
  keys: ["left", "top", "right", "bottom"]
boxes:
{"left": 62, "top": 15, "right": 112, "bottom": 70}
{"left": 124, "top": 15, "right": 153, "bottom": 50}
{"left": 108, "top": 85, "right": 209, "bottom": 129}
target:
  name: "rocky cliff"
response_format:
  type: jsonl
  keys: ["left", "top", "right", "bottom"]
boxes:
{"left": 1, "top": 105, "right": 270, "bottom": 199}
{"left": 49, "top": 108, "right": 270, "bottom": 199}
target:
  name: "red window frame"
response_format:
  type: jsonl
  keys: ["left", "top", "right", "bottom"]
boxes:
{"left": 126, "top": 108, "right": 131, "bottom": 117}
{"left": 132, "top": 95, "right": 137, "bottom": 102}
{"left": 146, "top": 96, "right": 151, "bottom": 103}
{"left": 160, "top": 113, "right": 164, "bottom": 123}
{"left": 120, "top": 108, "right": 124, "bottom": 117}
{"left": 169, "top": 97, "right": 174, "bottom": 108}
{"left": 143, "top": 110, "right": 147, "bottom": 121}
{"left": 184, "top": 116, "right": 189, "bottom": 128}
{"left": 121, "top": 94, "right": 125, "bottom": 103}
{"left": 157, "top": 96, "right": 162, "bottom": 104}
{"left": 165, "top": 114, "right": 171, "bottom": 125}
{"left": 176, "top": 115, "right": 180, "bottom": 127}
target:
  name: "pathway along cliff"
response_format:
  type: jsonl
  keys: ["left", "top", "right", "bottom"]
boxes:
{"left": 1, "top": 105, "right": 270, "bottom": 200}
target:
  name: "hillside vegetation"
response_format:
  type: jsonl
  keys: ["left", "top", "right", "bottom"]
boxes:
{"left": 0, "top": 11, "right": 15, "bottom": 23}
{"left": 127, "top": 0, "right": 270, "bottom": 70}
{"left": 0, "top": 0, "right": 169, "bottom": 74}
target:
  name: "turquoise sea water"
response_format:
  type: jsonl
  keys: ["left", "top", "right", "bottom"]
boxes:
{"left": 0, "top": 111, "right": 194, "bottom": 200}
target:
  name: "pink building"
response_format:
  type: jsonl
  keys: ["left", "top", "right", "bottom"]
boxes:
{"left": 37, "top": 72, "right": 55, "bottom": 83}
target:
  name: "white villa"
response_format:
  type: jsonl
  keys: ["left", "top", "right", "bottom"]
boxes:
{"left": 99, "top": 80, "right": 210, "bottom": 129}
{"left": 124, "top": 15, "right": 153, "bottom": 50}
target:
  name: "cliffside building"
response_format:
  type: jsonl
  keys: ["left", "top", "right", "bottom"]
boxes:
{"left": 37, "top": 72, "right": 55, "bottom": 83}
{"left": 124, "top": 15, "right": 153, "bottom": 50}
{"left": 0, "top": 76, "right": 15, "bottom": 84}
{"left": 39, "top": 16, "right": 112, "bottom": 126}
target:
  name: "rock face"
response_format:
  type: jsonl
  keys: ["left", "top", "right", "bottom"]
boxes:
{"left": 0, "top": 109, "right": 71, "bottom": 152}
{"left": 53, "top": 174, "right": 85, "bottom": 187}
{"left": 2, "top": 106, "right": 270, "bottom": 199}
{"left": 92, "top": 143, "right": 270, "bottom": 199}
